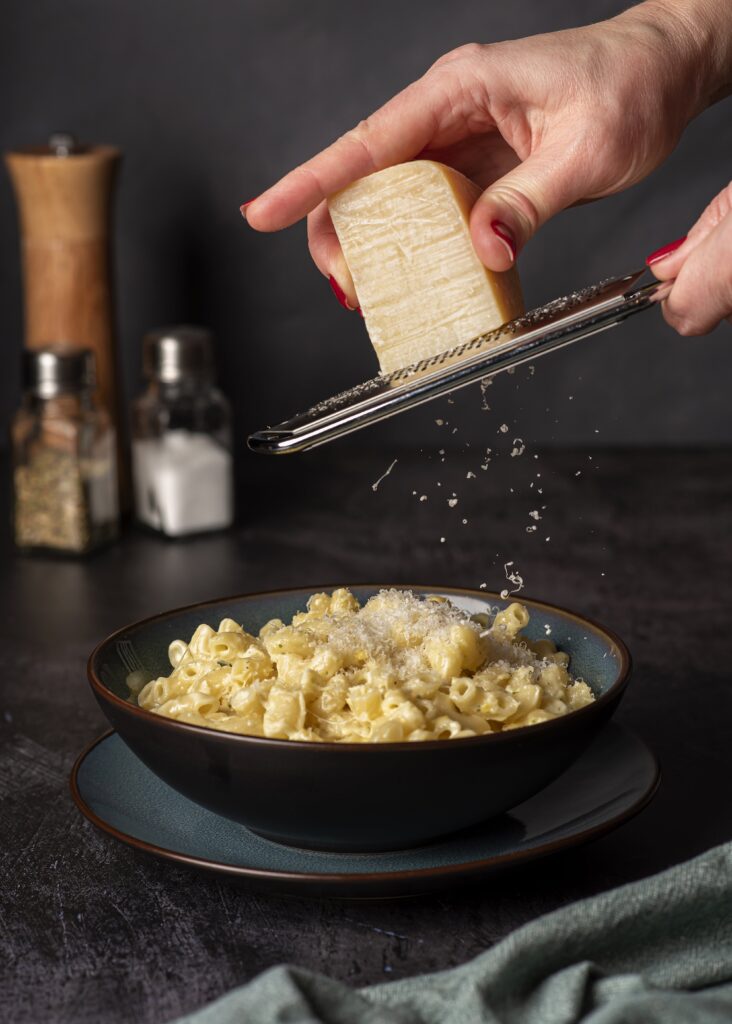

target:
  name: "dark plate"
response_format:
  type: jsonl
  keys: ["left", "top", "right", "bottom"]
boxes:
{"left": 70, "top": 723, "right": 659, "bottom": 898}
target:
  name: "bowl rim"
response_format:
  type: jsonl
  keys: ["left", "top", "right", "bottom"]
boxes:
{"left": 88, "top": 584, "right": 632, "bottom": 751}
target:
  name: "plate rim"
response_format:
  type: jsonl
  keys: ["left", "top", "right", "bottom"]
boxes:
{"left": 70, "top": 725, "right": 660, "bottom": 892}
{"left": 87, "top": 584, "right": 632, "bottom": 753}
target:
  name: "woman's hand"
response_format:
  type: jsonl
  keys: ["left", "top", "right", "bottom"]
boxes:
{"left": 647, "top": 182, "right": 732, "bottom": 335}
{"left": 242, "top": 1, "right": 728, "bottom": 308}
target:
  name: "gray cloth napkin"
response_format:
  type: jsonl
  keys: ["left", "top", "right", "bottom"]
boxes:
{"left": 173, "top": 841, "right": 732, "bottom": 1023}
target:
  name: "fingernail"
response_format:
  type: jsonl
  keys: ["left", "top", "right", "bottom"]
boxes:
{"left": 239, "top": 200, "right": 257, "bottom": 219}
{"left": 491, "top": 221, "right": 516, "bottom": 263}
{"left": 329, "top": 275, "right": 356, "bottom": 311}
{"left": 646, "top": 236, "right": 686, "bottom": 265}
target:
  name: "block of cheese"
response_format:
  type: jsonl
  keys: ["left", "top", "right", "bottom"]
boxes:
{"left": 328, "top": 161, "right": 524, "bottom": 374}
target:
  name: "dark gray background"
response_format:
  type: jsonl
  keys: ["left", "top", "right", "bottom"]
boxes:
{"left": 1, "top": 0, "right": 730, "bottom": 453}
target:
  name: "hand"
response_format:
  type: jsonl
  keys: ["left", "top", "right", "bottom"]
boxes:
{"left": 647, "top": 182, "right": 732, "bottom": 335}
{"left": 243, "top": 1, "right": 722, "bottom": 308}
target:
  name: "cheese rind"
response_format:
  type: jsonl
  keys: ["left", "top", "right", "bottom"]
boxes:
{"left": 328, "top": 161, "right": 524, "bottom": 374}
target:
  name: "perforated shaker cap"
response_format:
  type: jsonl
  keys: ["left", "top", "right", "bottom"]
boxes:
{"left": 143, "top": 326, "right": 215, "bottom": 384}
{"left": 23, "top": 346, "right": 96, "bottom": 398}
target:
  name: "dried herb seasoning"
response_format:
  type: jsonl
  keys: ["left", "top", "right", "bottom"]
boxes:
{"left": 12, "top": 347, "right": 119, "bottom": 555}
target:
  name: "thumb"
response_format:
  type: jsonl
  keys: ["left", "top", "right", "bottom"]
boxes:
{"left": 470, "top": 150, "right": 586, "bottom": 271}
{"left": 307, "top": 202, "right": 359, "bottom": 309}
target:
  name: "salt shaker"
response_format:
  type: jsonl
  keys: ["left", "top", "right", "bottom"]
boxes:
{"left": 11, "top": 347, "right": 119, "bottom": 554}
{"left": 131, "top": 326, "right": 234, "bottom": 537}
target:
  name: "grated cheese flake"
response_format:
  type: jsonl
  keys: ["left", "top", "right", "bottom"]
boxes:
{"left": 503, "top": 561, "right": 524, "bottom": 596}
{"left": 479, "top": 378, "right": 493, "bottom": 411}
{"left": 371, "top": 458, "right": 398, "bottom": 492}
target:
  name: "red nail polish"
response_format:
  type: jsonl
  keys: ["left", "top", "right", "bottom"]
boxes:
{"left": 491, "top": 220, "right": 516, "bottom": 262}
{"left": 239, "top": 200, "right": 257, "bottom": 217}
{"left": 329, "top": 276, "right": 356, "bottom": 311}
{"left": 646, "top": 236, "right": 686, "bottom": 265}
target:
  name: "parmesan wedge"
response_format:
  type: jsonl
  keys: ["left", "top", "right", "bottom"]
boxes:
{"left": 328, "top": 161, "right": 524, "bottom": 374}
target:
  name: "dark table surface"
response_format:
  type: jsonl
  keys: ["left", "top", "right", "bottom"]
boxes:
{"left": 2, "top": 446, "right": 732, "bottom": 1024}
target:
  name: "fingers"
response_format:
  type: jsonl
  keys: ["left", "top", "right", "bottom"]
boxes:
{"left": 645, "top": 181, "right": 732, "bottom": 335}
{"left": 307, "top": 202, "right": 358, "bottom": 308}
{"left": 245, "top": 78, "right": 441, "bottom": 233}
{"left": 469, "top": 146, "right": 590, "bottom": 271}
{"left": 647, "top": 180, "right": 732, "bottom": 281}
{"left": 657, "top": 210, "right": 732, "bottom": 335}
{"left": 645, "top": 236, "right": 689, "bottom": 280}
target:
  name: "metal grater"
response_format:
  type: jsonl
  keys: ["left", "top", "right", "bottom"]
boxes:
{"left": 248, "top": 269, "right": 670, "bottom": 454}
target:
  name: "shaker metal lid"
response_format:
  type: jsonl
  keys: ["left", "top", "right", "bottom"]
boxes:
{"left": 143, "top": 326, "right": 214, "bottom": 383}
{"left": 23, "top": 346, "right": 96, "bottom": 398}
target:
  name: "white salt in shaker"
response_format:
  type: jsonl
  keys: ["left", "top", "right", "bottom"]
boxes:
{"left": 131, "top": 326, "right": 234, "bottom": 537}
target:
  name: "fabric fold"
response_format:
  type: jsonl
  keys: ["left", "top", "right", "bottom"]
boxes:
{"left": 172, "top": 841, "right": 732, "bottom": 1024}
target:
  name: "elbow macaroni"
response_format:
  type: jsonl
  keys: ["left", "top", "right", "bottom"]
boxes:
{"left": 135, "top": 588, "right": 594, "bottom": 742}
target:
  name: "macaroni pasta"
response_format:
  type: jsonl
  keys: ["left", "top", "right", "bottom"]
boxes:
{"left": 135, "top": 589, "right": 594, "bottom": 742}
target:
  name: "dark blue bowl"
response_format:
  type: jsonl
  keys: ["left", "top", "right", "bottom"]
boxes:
{"left": 88, "top": 586, "right": 631, "bottom": 852}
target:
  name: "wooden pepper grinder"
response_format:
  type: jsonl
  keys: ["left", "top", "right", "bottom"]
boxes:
{"left": 5, "top": 133, "right": 129, "bottom": 508}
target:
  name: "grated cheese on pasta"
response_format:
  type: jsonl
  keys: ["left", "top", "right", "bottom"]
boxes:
{"left": 135, "top": 589, "right": 594, "bottom": 743}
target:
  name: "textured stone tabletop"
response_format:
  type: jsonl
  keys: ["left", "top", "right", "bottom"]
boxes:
{"left": 2, "top": 447, "right": 731, "bottom": 1023}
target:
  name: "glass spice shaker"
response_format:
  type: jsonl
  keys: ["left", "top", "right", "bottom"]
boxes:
{"left": 11, "top": 346, "right": 119, "bottom": 554}
{"left": 131, "top": 326, "right": 234, "bottom": 537}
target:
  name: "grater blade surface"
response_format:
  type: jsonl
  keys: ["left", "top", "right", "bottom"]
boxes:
{"left": 249, "top": 269, "right": 667, "bottom": 454}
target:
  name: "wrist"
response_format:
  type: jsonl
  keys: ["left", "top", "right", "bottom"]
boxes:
{"left": 617, "top": 0, "right": 732, "bottom": 115}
